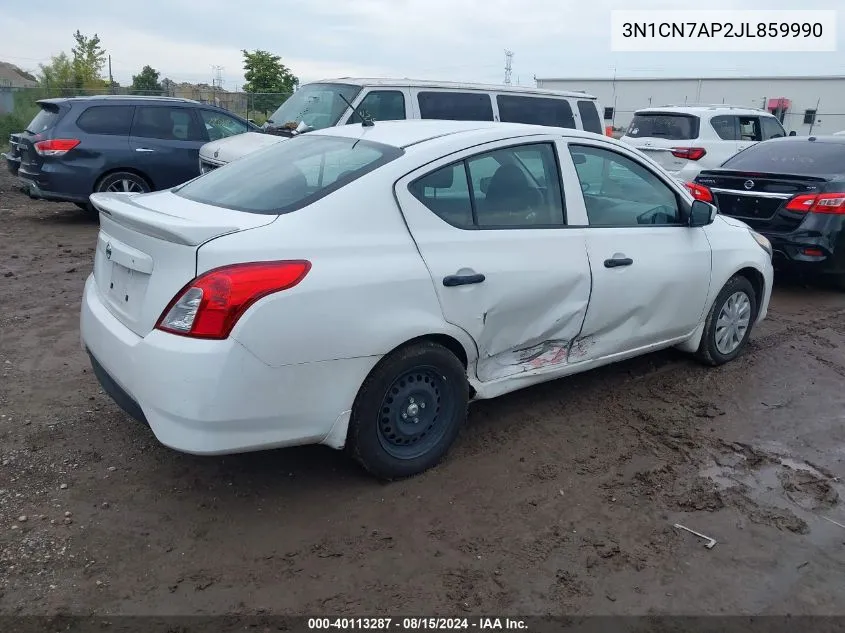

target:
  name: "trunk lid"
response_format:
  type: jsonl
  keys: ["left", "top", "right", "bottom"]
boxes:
{"left": 90, "top": 190, "right": 277, "bottom": 336}
{"left": 627, "top": 140, "right": 690, "bottom": 173}
{"left": 696, "top": 169, "right": 829, "bottom": 232}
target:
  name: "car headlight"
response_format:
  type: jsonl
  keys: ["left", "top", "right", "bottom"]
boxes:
{"left": 749, "top": 230, "right": 772, "bottom": 258}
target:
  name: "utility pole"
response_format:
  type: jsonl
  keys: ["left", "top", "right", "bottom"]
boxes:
{"left": 211, "top": 65, "right": 224, "bottom": 105}
{"left": 108, "top": 55, "right": 114, "bottom": 94}
{"left": 504, "top": 50, "right": 513, "bottom": 85}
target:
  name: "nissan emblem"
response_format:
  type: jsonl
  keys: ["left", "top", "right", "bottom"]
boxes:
{"left": 744, "top": 180, "right": 755, "bottom": 190}
{"left": 105, "top": 243, "right": 112, "bottom": 260}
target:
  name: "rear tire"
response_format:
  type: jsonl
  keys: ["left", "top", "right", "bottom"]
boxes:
{"left": 346, "top": 341, "right": 469, "bottom": 480}
{"left": 695, "top": 275, "right": 757, "bottom": 366}
{"left": 95, "top": 171, "right": 150, "bottom": 195}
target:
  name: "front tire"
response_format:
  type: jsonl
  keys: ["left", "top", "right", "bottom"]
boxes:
{"left": 695, "top": 275, "right": 757, "bottom": 366}
{"left": 95, "top": 172, "right": 150, "bottom": 195}
{"left": 346, "top": 341, "right": 469, "bottom": 480}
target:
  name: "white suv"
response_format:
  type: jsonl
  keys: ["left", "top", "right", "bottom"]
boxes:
{"left": 621, "top": 105, "right": 787, "bottom": 182}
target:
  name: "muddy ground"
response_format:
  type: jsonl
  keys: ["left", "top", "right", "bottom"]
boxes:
{"left": 1, "top": 167, "right": 844, "bottom": 617}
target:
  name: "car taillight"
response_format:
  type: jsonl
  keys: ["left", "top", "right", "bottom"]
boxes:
{"left": 156, "top": 261, "right": 311, "bottom": 340}
{"left": 33, "top": 139, "right": 80, "bottom": 156}
{"left": 671, "top": 147, "right": 707, "bottom": 161}
{"left": 684, "top": 182, "right": 713, "bottom": 203}
{"left": 784, "top": 193, "right": 845, "bottom": 214}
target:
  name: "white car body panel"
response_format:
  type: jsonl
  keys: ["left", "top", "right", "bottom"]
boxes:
{"left": 200, "top": 131, "right": 287, "bottom": 168}
{"left": 81, "top": 121, "right": 773, "bottom": 457}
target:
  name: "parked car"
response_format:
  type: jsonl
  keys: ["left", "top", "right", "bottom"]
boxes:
{"left": 81, "top": 120, "right": 773, "bottom": 479}
{"left": 4, "top": 95, "right": 257, "bottom": 209}
{"left": 688, "top": 135, "right": 845, "bottom": 288}
{"left": 198, "top": 78, "right": 606, "bottom": 172}
{"left": 621, "top": 105, "right": 787, "bottom": 182}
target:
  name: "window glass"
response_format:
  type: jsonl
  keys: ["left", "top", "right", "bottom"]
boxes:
{"left": 738, "top": 117, "right": 762, "bottom": 141}
{"left": 266, "top": 83, "right": 361, "bottom": 131}
{"left": 496, "top": 95, "right": 575, "bottom": 128}
{"left": 76, "top": 106, "right": 134, "bottom": 135}
{"left": 710, "top": 115, "right": 737, "bottom": 140}
{"left": 348, "top": 90, "right": 406, "bottom": 124}
{"left": 626, "top": 113, "right": 700, "bottom": 140}
{"left": 722, "top": 139, "right": 845, "bottom": 175}
{"left": 760, "top": 116, "right": 786, "bottom": 140}
{"left": 409, "top": 163, "right": 474, "bottom": 228}
{"left": 569, "top": 144, "right": 681, "bottom": 226}
{"left": 577, "top": 100, "right": 603, "bottom": 134}
{"left": 175, "top": 135, "right": 403, "bottom": 214}
{"left": 417, "top": 91, "right": 494, "bottom": 121}
{"left": 26, "top": 106, "right": 61, "bottom": 134}
{"left": 132, "top": 106, "right": 203, "bottom": 141}
{"left": 199, "top": 110, "right": 248, "bottom": 141}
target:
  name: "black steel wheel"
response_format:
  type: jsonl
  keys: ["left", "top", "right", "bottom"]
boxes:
{"left": 347, "top": 341, "right": 468, "bottom": 480}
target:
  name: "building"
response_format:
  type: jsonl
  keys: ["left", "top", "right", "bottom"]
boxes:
{"left": 535, "top": 75, "right": 845, "bottom": 136}
{"left": 0, "top": 61, "right": 39, "bottom": 114}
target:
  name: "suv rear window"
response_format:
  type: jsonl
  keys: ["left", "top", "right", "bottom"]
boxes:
{"left": 721, "top": 140, "right": 845, "bottom": 175}
{"left": 627, "top": 113, "right": 700, "bottom": 140}
{"left": 175, "top": 134, "right": 404, "bottom": 214}
{"left": 496, "top": 95, "right": 575, "bottom": 128}
{"left": 418, "top": 92, "right": 494, "bottom": 121}
{"left": 26, "top": 105, "right": 62, "bottom": 134}
{"left": 77, "top": 105, "right": 134, "bottom": 135}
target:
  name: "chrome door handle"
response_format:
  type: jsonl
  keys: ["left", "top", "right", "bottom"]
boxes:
{"left": 134, "top": 148, "right": 155, "bottom": 153}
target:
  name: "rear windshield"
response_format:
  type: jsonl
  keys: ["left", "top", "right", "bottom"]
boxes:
{"left": 174, "top": 134, "right": 404, "bottom": 214}
{"left": 721, "top": 139, "right": 845, "bottom": 175}
{"left": 26, "top": 104, "right": 62, "bottom": 134}
{"left": 627, "top": 113, "right": 700, "bottom": 140}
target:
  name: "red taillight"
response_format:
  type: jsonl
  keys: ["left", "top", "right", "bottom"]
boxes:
{"left": 156, "top": 261, "right": 311, "bottom": 340}
{"left": 671, "top": 147, "right": 707, "bottom": 161}
{"left": 684, "top": 181, "right": 713, "bottom": 203}
{"left": 784, "top": 193, "right": 845, "bottom": 214}
{"left": 33, "top": 139, "right": 80, "bottom": 157}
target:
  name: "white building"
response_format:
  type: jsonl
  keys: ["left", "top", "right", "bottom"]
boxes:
{"left": 535, "top": 75, "right": 845, "bottom": 136}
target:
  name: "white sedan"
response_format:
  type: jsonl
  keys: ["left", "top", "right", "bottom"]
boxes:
{"left": 80, "top": 120, "right": 774, "bottom": 479}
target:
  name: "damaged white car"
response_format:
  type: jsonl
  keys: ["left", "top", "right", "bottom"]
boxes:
{"left": 81, "top": 120, "right": 773, "bottom": 480}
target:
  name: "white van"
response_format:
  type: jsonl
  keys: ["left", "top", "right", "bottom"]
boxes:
{"left": 199, "top": 78, "right": 605, "bottom": 171}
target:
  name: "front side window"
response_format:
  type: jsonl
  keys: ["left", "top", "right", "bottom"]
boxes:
{"left": 710, "top": 115, "right": 738, "bottom": 140}
{"left": 417, "top": 91, "right": 494, "bottom": 121}
{"left": 266, "top": 83, "right": 362, "bottom": 131}
{"left": 577, "top": 100, "right": 603, "bottom": 134}
{"left": 200, "top": 110, "right": 248, "bottom": 141}
{"left": 175, "top": 134, "right": 403, "bottom": 214}
{"left": 410, "top": 143, "right": 564, "bottom": 228}
{"left": 738, "top": 116, "right": 762, "bottom": 141}
{"left": 569, "top": 144, "right": 681, "bottom": 227}
{"left": 348, "top": 90, "right": 406, "bottom": 124}
{"left": 496, "top": 95, "right": 575, "bottom": 129}
{"left": 132, "top": 106, "right": 203, "bottom": 141}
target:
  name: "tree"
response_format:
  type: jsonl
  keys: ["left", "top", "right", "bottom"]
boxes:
{"left": 70, "top": 30, "right": 108, "bottom": 91}
{"left": 131, "top": 65, "right": 164, "bottom": 95}
{"left": 39, "top": 52, "right": 76, "bottom": 95}
{"left": 242, "top": 50, "right": 298, "bottom": 115}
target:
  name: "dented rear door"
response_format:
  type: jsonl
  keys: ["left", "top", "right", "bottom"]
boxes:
{"left": 394, "top": 137, "right": 592, "bottom": 383}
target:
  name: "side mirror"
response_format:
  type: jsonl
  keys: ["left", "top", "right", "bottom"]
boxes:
{"left": 789, "top": 130, "right": 797, "bottom": 136}
{"left": 689, "top": 199, "right": 717, "bottom": 227}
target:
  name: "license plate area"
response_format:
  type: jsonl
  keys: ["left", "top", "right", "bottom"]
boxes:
{"left": 109, "top": 262, "right": 134, "bottom": 306}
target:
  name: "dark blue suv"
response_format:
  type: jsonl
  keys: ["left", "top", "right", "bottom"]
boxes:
{"left": 4, "top": 95, "right": 257, "bottom": 209}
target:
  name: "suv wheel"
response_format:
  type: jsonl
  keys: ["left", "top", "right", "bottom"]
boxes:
{"left": 96, "top": 172, "right": 150, "bottom": 194}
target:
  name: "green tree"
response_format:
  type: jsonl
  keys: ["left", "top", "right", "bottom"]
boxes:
{"left": 39, "top": 52, "right": 76, "bottom": 95}
{"left": 242, "top": 49, "right": 298, "bottom": 115}
{"left": 70, "top": 30, "right": 108, "bottom": 91}
{"left": 131, "top": 65, "right": 164, "bottom": 95}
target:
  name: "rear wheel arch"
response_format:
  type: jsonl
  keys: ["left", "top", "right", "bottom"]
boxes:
{"left": 94, "top": 168, "right": 155, "bottom": 193}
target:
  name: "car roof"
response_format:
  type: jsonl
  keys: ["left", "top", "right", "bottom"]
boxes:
{"left": 634, "top": 105, "right": 773, "bottom": 116}
{"left": 308, "top": 119, "right": 608, "bottom": 149}
{"left": 310, "top": 77, "right": 597, "bottom": 100}
{"left": 763, "top": 135, "right": 845, "bottom": 145}
{"left": 38, "top": 95, "right": 201, "bottom": 106}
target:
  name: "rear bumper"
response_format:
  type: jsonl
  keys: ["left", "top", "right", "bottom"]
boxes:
{"left": 765, "top": 229, "right": 845, "bottom": 277}
{"left": 3, "top": 153, "right": 20, "bottom": 175}
{"left": 18, "top": 165, "right": 92, "bottom": 204}
{"left": 80, "top": 275, "right": 375, "bottom": 455}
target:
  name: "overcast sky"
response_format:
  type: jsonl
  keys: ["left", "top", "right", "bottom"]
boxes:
{"left": 2, "top": 0, "right": 843, "bottom": 89}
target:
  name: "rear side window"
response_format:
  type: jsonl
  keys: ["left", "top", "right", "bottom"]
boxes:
{"left": 710, "top": 115, "right": 737, "bottom": 140}
{"left": 417, "top": 91, "right": 494, "bottom": 121}
{"left": 626, "top": 113, "right": 700, "bottom": 140}
{"left": 175, "top": 134, "right": 404, "bottom": 214}
{"left": 132, "top": 106, "right": 204, "bottom": 141}
{"left": 76, "top": 106, "right": 134, "bottom": 135}
{"left": 496, "top": 95, "right": 575, "bottom": 128}
{"left": 760, "top": 116, "right": 786, "bottom": 140}
{"left": 721, "top": 140, "right": 845, "bottom": 175}
{"left": 577, "top": 100, "right": 603, "bottom": 134}
{"left": 26, "top": 105, "right": 62, "bottom": 134}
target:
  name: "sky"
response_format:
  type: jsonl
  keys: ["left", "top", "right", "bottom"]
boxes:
{"left": 1, "top": 0, "right": 843, "bottom": 89}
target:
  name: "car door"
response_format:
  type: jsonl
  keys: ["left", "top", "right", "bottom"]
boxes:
{"left": 561, "top": 140, "right": 712, "bottom": 361}
{"left": 128, "top": 105, "right": 206, "bottom": 189}
{"left": 394, "top": 138, "right": 592, "bottom": 383}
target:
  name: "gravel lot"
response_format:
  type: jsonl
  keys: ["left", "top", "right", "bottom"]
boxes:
{"left": 1, "top": 167, "right": 845, "bottom": 617}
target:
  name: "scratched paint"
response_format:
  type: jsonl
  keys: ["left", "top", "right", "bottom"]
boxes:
{"left": 480, "top": 339, "right": 571, "bottom": 381}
